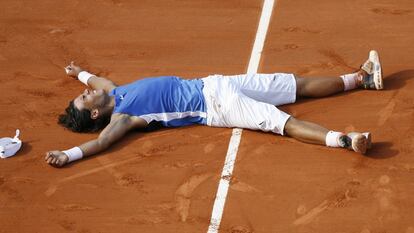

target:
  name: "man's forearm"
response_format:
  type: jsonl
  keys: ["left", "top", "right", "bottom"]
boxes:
{"left": 78, "top": 71, "right": 116, "bottom": 91}
{"left": 63, "top": 139, "right": 110, "bottom": 163}
{"left": 88, "top": 76, "right": 116, "bottom": 91}
{"left": 78, "top": 138, "right": 110, "bottom": 158}
{"left": 66, "top": 62, "right": 117, "bottom": 91}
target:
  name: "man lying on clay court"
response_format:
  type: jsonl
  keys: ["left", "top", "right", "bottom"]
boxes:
{"left": 45, "top": 50, "right": 383, "bottom": 167}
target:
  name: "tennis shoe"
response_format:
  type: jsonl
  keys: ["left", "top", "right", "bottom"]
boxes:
{"left": 361, "top": 50, "right": 383, "bottom": 90}
{"left": 338, "top": 132, "right": 371, "bottom": 154}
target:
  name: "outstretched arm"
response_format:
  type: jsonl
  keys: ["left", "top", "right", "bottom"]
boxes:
{"left": 45, "top": 114, "right": 148, "bottom": 167}
{"left": 65, "top": 61, "right": 117, "bottom": 92}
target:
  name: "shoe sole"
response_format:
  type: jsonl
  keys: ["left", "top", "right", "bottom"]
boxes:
{"left": 348, "top": 132, "right": 371, "bottom": 153}
{"left": 362, "top": 132, "right": 371, "bottom": 149}
{"left": 352, "top": 134, "right": 368, "bottom": 154}
{"left": 369, "top": 50, "right": 383, "bottom": 90}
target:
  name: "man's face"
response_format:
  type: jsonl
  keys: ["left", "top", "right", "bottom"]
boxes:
{"left": 74, "top": 89, "right": 107, "bottom": 111}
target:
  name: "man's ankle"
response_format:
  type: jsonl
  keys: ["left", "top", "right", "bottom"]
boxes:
{"left": 356, "top": 70, "right": 368, "bottom": 87}
{"left": 338, "top": 135, "right": 352, "bottom": 149}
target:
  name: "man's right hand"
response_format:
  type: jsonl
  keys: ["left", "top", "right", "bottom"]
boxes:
{"left": 64, "top": 61, "right": 84, "bottom": 78}
{"left": 45, "top": 150, "right": 69, "bottom": 168}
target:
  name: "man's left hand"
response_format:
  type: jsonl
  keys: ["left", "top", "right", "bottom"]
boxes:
{"left": 64, "top": 61, "right": 84, "bottom": 78}
{"left": 45, "top": 150, "right": 69, "bottom": 167}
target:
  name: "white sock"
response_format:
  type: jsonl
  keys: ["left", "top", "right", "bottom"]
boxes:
{"left": 340, "top": 72, "right": 359, "bottom": 91}
{"left": 325, "top": 131, "right": 345, "bottom": 147}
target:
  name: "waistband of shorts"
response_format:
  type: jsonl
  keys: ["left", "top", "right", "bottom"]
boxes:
{"left": 200, "top": 77, "right": 220, "bottom": 127}
{"left": 199, "top": 78, "right": 204, "bottom": 89}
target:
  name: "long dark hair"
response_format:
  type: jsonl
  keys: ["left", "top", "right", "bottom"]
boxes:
{"left": 58, "top": 100, "right": 110, "bottom": 133}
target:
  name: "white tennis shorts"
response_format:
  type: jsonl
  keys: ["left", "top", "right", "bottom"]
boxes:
{"left": 201, "top": 73, "right": 297, "bottom": 135}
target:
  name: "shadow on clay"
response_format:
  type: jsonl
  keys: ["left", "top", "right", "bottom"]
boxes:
{"left": 365, "top": 141, "right": 398, "bottom": 159}
{"left": 56, "top": 123, "right": 199, "bottom": 169}
{"left": 383, "top": 69, "right": 414, "bottom": 90}
{"left": 60, "top": 131, "right": 146, "bottom": 169}
{"left": 289, "top": 69, "right": 414, "bottom": 107}
{"left": 15, "top": 141, "right": 33, "bottom": 157}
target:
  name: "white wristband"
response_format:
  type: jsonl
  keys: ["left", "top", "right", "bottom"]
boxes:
{"left": 63, "top": 147, "right": 83, "bottom": 163}
{"left": 78, "top": 71, "right": 95, "bottom": 86}
{"left": 325, "top": 131, "right": 344, "bottom": 147}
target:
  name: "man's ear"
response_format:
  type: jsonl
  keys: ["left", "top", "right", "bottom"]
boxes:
{"left": 90, "top": 109, "right": 99, "bottom": 120}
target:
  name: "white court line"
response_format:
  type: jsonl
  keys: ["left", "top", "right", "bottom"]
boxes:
{"left": 207, "top": 0, "right": 275, "bottom": 232}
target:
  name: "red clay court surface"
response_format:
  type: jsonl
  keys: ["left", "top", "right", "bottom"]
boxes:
{"left": 1, "top": 0, "right": 414, "bottom": 232}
